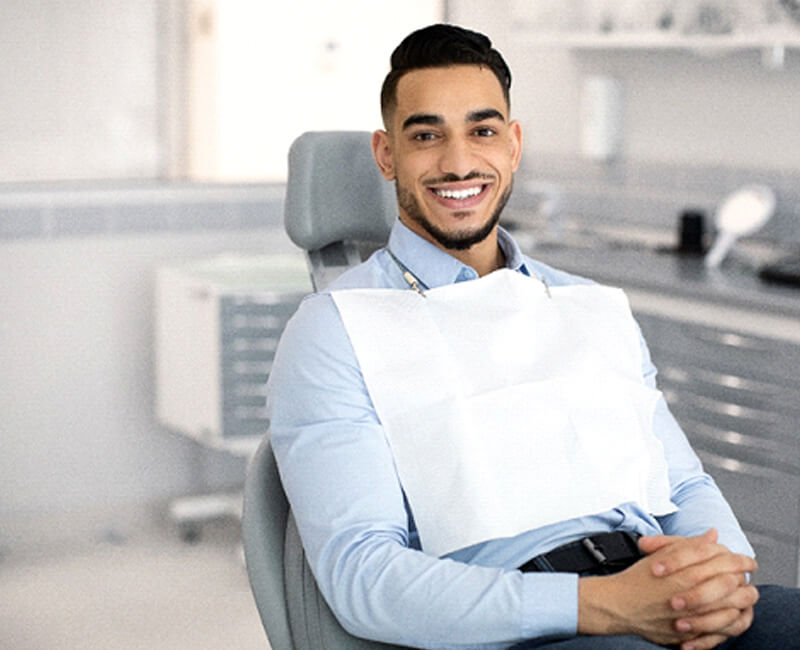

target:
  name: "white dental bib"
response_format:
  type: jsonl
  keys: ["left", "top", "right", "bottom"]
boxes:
{"left": 332, "top": 269, "right": 676, "bottom": 557}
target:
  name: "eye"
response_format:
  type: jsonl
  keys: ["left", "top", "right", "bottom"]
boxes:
{"left": 413, "top": 131, "right": 438, "bottom": 142}
{"left": 473, "top": 126, "right": 497, "bottom": 137}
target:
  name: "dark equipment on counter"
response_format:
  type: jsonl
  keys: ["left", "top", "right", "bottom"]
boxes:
{"left": 677, "top": 210, "right": 707, "bottom": 255}
{"left": 657, "top": 209, "right": 707, "bottom": 256}
{"left": 759, "top": 255, "right": 800, "bottom": 288}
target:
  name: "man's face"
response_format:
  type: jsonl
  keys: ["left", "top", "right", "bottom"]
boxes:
{"left": 373, "top": 65, "right": 522, "bottom": 252}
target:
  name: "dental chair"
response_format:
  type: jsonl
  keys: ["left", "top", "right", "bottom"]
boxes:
{"left": 242, "top": 131, "right": 401, "bottom": 649}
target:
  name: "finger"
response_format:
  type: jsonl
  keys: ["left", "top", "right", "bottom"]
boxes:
{"left": 680, "top": 632, "right": 727, "bottom": 650}
{"left": 649, "top": 532, "right": 726, "bottom": 578}
{"left": 678, "top": 606, "right": 754, "bottom": 650}
{"left": 671, "top": 557, "right": 758, "bottom": 611}
{"left": 713, "top": 605, "right": 754, "bottom": 639}
{"left": 675, "top": 606, "right": 741, "bottom": 636}
{"left": 638, "top": 534, "right": 683, "bottom": 555}
{"left": 672, "top": 573, "right": 744, "bottom": 613}
{"left": 653, "top": 543, "right": 728, "bottom": 578}
{"left": 686, "top": 584, "right": 759, "bottom": 616}
{"left": 639, "top": 528, "right": 717, "bottom": 558}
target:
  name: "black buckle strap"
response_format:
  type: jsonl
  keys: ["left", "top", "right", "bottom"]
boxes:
{"left": 518, "top": 531, "right": 644, "bottom": 576}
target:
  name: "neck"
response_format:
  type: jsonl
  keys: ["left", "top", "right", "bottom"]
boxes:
{"left": 398, "top": 216, "right": 506, "bottom": 277}
{"left": 450, "top": 232, "right": 506, "bottom": 277}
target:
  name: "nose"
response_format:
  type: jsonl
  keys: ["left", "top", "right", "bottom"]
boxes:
{"left": 437, "top": 135, "right": 479, "bottom": 179}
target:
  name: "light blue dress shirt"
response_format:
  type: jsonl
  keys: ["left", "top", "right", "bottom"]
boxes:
{"left": 266, "top": 219, "right": 753, "bottom": 649}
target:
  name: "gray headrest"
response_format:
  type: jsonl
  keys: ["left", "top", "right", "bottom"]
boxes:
{"left": 284, "top": 131, "right": 396, "bottom": 251}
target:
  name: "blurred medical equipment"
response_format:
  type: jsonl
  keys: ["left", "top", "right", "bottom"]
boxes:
{"left": 155, "top": 254, "right": 311, "bottom": 540}
{"left": 704, "top": 184, "right": 775, "bottom": 269}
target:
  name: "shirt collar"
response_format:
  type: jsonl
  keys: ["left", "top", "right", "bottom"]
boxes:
{"left": 386, "top": 219, "right": 531, "bottom": 290}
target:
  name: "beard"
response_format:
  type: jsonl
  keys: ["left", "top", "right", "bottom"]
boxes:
{"left": 396, "top": 178, "right": 513, "bottom": 251}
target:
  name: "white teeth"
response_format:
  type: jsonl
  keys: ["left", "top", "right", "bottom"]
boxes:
{"left": 435, "top": 186, "right": 483, "bottom": 200}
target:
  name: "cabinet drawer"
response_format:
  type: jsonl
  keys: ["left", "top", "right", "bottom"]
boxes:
{"left": 218, "top": 293, "right": 304, "bottom": 438}
{"left": 656, "top": 362, "right": 800, "bottom": 420}
{"left": 637, "top": 313, "right": 800, "bottom": 387}
{"left": 666, "top": 400, "right": 800, "bottom": 471}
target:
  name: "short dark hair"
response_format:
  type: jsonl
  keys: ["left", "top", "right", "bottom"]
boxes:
{"left": 380, "top": 24, "right": 512, "bottom": 127}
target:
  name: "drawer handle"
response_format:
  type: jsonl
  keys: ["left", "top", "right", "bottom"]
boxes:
{"left": 697, "top": 449, "right": 785, "bottom": 480}
{"left": 231, "top": 314, "right": 282, "bottom": 329}
{"left": 693, "top": 329, "right": 771, "bottom": 352}
{"left": 232, "top": 405, "right": 269, "bottom": 420}
{"left": 673, "top": 392, "right": 782, "bottom": 424}
{"left": 232, "top": 338, "right": 279, "bottom": 352}
{"left": 682, "top": 419, "right": 800, "bottom": 474}
{"left": 661, "top": 365, "right": 779, "bottom": 396}
{"left": 231, "top": 294, "right": 283, "bottom": 306}
{"left": 232, "top": 361, "right": 273, "bottom": 375}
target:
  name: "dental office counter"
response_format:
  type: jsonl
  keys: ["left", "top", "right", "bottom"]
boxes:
{"left": 526, "top": 234, "right": 800, "bottom": 587}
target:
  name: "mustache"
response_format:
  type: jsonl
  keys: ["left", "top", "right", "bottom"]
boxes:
{"left": 423, "top": 171, "right": 495, "bottom": 186}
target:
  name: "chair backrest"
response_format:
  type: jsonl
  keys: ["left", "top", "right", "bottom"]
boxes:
{"left": 242, "top": 436, "right": 292, "bottom": 650}
{"left": 283, "top": 131, "right": 396, "bottom": 290}
{"left": 242, "top": 132, "right": 401, "bottom": 649}
{"left": 243, "top": 437, "right": 402, "bottom": 650}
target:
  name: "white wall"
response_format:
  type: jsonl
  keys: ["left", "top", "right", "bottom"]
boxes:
{"left": 452, "top": 0, "right": 800, "bottom": 172}
{"left": 2, "top": 0, "right": 797, "bottom": 183}
{"left": 0, "top": 216, "right": 295, "bottom": 553}
{"left": 0, "top": 1, "right": 164, "bottom": 182}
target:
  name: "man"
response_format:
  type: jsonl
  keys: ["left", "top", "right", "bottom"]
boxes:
{"left": 267, "top": 24, "right": 797, "bottom": 649}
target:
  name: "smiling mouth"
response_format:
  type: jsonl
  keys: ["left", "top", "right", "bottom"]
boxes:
{"left": 433, "top": 185, "right": 485, "bottom": 200}
{"left": 428, "top": 183, "right": 491, "bottom": 206}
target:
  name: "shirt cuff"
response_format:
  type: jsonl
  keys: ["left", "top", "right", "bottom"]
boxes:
{"left": 520, "top": 572, "right": 579, "bottom": 640}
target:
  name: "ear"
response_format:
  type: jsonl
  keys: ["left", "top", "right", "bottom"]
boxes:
{"left": 371, "top": 130, "right": 396, "bottom": 181}
{"left": 509, "top": 120, "right": 523, "bottom": 173}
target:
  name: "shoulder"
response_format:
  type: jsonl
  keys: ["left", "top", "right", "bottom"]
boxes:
{"left": 325, "top": 249, "right": 397, "bottom": 291}
{"left": 277, "top": 250, "right": 393, "bottom": 344}
{"left": 268, "top": 289, "right": 362, "bottom": 412}
{"left": 272, "top": 250, "right": 395, "bottom": 371}
{"left": 522, "top": 254, "right": 596, "bottom": 288}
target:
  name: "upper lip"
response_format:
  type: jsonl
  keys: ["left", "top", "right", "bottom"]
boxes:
{"left": 426, "top": 178, "right": 494, "bottom": 194}
{"left": 429, "top": 181, "right": 486, "bottom": 190}
{"left": 424, "top": 172, "right": 495, "bottom": 191}
{"left": 430, "top": 185, "right": 486, "bottom": 200}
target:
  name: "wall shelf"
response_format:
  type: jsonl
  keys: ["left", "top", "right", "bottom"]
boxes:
{"left": 511, "top": 27, "right": 800, "bottom": 67}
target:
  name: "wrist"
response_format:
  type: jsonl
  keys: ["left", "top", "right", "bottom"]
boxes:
{"left": 577, "top": 576, "right": 627, "bottom": 636}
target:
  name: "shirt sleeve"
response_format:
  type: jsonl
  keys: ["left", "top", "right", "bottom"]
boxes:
{"left": 266, "top": 293, "right": 578, "bottom": 649}
{"left": 637, "top": 326, "right": 755, "bottom": 558}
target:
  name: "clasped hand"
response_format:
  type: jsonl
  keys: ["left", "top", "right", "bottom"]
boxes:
{"left": 578, "top": 528, "right": 759, "bottom": 650}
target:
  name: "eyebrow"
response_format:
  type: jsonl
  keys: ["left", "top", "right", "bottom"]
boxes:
{"left": 401, "top": 108, "right": 506, "bottom": 131}
{"left": 402, "top": 113, "right": 443, "bottom": 131}
{"left": 467, "top": 108, "right": 506, "bottom": 123}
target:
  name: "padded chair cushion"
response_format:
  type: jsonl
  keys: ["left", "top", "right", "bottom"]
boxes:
{"left": 284, "top": 131, "right": 396, "bottom": 251}
{"left": 284, "top": 513, "right": 404, "bottom": 649}
{"left": 242, "top": 437, "right": 293, "bottom": 650}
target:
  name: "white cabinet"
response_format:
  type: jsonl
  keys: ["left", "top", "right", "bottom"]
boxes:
{"left": 155, "top": 253, "right": 311, "bottom": 455}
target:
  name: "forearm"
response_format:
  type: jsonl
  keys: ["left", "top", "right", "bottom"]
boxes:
{"left": 653, "top": 400, "right": 753, "bottom": 557}
{"left": 315, "top": 532, "right": 577, "bottom": 648}
{"left": 273, "top": 415, "right": 578, "bottom": 648}
{"left": 658, "top": 475, "right": 754, "bottom": 558}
